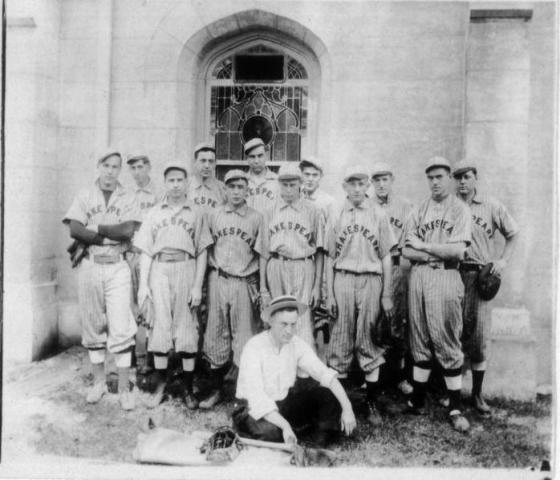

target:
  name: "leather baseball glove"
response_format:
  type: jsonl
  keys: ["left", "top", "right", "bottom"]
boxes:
{"left": 67, "top": 240, "right": 89, "bottom": 268}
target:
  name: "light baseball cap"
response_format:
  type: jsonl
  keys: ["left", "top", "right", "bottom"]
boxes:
{"left": 244, "top": 138, "right": 266, "bottom": 155}
{"left": 453, "top": 159, "right": 478, "bottom": 178}
{"left": 371, "top": 162, "right": 393, "bottom": 178}
{"left": 425, "top": 156, "right": 451, "bottom": 173}
{"left": 343, "top": 165, "right": 369, "bottom": 182}
{"left": 224, "top": 169, "right": 249, "bottom": 184}
{"left": 261, "top": 295, "right": 308, "bottom": 324}
{"left": 277, "top": 163, "right": 302, "bottom": 181}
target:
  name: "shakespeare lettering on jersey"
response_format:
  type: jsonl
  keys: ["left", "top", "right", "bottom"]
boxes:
{"left": 335, "top": 223, "right": 379, "bottom": 257}
{"left": 86, "top": 204, "right": 121, "bottom": 220}
{"left": 140, "top": 201, "right": 156, "bottom": 211}
{"left": 390, "top": 216, "right": 405, "bottom": 231}
{"left": 194, "top": 196, "right": 219, "bottom": 209}
{"left": 417, "top": 218, "right": 454, "bottom": 238}
{"left": 269, "top": 221, "right": 313, "bottom": 242}
{"left": 151, "top": 216, "right": 195, "bottom": 240}
{"left": 213, "top": 226, "right": 254, "bottom": 246}
{"left": 471, "top": 214, "right": 493, "bottom": 238}
{"left": 248, "top": 185, "right": 275, "bottom": 200}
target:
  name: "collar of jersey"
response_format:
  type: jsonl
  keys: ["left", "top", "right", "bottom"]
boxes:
{"left": 191, "top": 175, "right": 217, "bottom": 190}
{"left": 224, "top": 203, "right": 248, "bottom": 216}
{"left": 249, "top": 168, "right": 277, "bottom": 184}
{"left": 279, "top": 198, "right": 302, "bottom": 211}
{"left": 135, "top": 179, "right": 155, "bottom": 194}
{"left": 344, "top": 198, "right": 367, "bottom": 211}
{"left": 95, "top": 179, "right": 125, "bottom": 196}
{"left": 375, "top": 192, "right": 392, "bottom": 206}
{"left": 161, "top": 195, "right": 192, "bottom": 209}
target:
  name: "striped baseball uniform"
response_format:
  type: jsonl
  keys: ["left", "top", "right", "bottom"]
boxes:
{"left": 303, "top": 188, "right": 336, "bottom": 225}
{"left": 264, "top": 198, "right": 325, "bottom": 346}
{"left": 134, "top": 197, "right": 213, "bottom": 355}
{"left": 325, "top": 198, "right": 396, "bottom": 374}
{"left": 403, "top": 194, "right": 471, "bottom": 370}
{"left": 374, "top": 193, "right": 414, "bottom": 355}
{"left": 246, "top": 169, "right": 279, "bottom": 214}
{"left": 62, "top": 181, "right": 140, "bottom": 354}
{"left": 459, "top": 191, "right": 519, "bottom": 363}
{"left": 203, "top": 203, "right": 267, "bottom": 368}
{"left": 188, "top": 175, "right": 226, "bottom": 211}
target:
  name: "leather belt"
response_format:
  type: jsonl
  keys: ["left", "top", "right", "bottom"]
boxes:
{"left": 412, "top": 260, "right": 460, "bottom": 270}
{"left": 335, "top": 269, "right": 380, "bottom": 276}
{"left": 213, "top": 267, "right": 257, "bottom": 281}
{"left": 156, "top": 251, "right": 188, "bottom": 262}
{"left": 459, "top": 263, "right": 482, "bottom": 272}
{"left": 269, "top": 252, "right": 314, "bottom": 261}
{"left": 93, "top": 254, "right": 123, "bottom": 264}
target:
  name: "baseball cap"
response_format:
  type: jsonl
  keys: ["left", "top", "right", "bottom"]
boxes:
{"left": 371, "top": 162, "right": 393, "bottom": 178}
{"left": 343, "top": 165, "right": 369, "bottom": 182}
{"left": 244, "top": 138, "right": 266, "bottom": 155}
{"left": 425, "top": 156, "right": 451, "bottom": 174}
{"left": 163, "top": 161, "right": 188, "bottom": 177}
{"left": 453, "top": 159, "right": 478, "bottom": 178}
{"left": 299, "top": 157, "right": 324, "bottom": 173}
{"left": 97, "top": 149, "right": 122, "bottom": 165}
{"left": 261, "top": 295, "right": 308, "bottom": 324}
{"left": 224, "top": 169, "right": 249, "bottom": 184}
{"left": 277, "top": 163, "right": 302, "bottom": 181}
{"left": 194, "top": 142, "right": 216, "bottom": 157}
{"left": 126, "top": 154, "right": 150, "bottom": 165}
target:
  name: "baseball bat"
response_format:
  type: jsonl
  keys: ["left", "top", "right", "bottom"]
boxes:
{"left": 238, "top": 437, "right": 296, "bottom": 453}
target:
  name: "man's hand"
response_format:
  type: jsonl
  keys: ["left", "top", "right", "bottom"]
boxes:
{"left": 490, "top": 259, "right": 507, "bottom": 277}
{"left": 282, "top": 426, "right": 297, "bottom": 445}
{"left": 326, "top": 294, "right": 338, "bottom": 318}
{"left": 340, "top": 407, "right": 357, "bottom": 436}
{"left": 137, "top": 284, "right": 152, "bottom": 307}
{"left": 405, "top": 237, "right": 425, "bottom": 251}
{"left": 381, "top": 295, "right": 395, "bottom": 320}
{"left": 310, "top": 284, "right": 321, "bottom": 310}
{"left": 189, "top": 286, "right": 202, "bottom": 308}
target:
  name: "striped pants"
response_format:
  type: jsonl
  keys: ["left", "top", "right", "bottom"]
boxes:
{"left": 408, "top": 265, "right": 464, "bottom": 370}
{"left": 203, "top": 270, "right": 260, "bottom": 368}
{"left": 266, "top": 257, "right": 315, "bottom": 347}
{"left": 148, "top": 259, "right": 198, "bottom": 355}
{"left": 460, "top": 270, "right": 492, "bottom": 364}
{"left": 78, "top": 259, "right": 137, "bottom": 354}
{"left": 326, "top": 271, "right": 385, "bottom": 374}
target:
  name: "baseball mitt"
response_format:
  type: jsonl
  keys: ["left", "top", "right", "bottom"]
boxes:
{"left": 67, "top": 240, "right": 89, "bottom": 268}
{"left": 200, "top": 426, "right": 243, "bottom": 463}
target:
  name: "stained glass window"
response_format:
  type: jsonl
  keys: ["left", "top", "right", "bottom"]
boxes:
{"left": 209, "top": 45, "right": 309, "bottom": 163}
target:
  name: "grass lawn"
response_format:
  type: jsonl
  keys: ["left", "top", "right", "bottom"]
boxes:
{"left": 5, "top": 347, "right": 552, "bottom": 469}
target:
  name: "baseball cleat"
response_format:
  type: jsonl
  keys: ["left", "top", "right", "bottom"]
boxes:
{"left": 119, "top": 390, "right": 136, "bottom": 411}
{"left": 472, "top": 394, "right": 491, "bottom": 414}
{"left": 449, "top": 411, "right": 470, "bottom": 432}
{"left": 366, "top": 402, "right": 383, "bottom": 427}
{"left": 199, "top": 389, "right": 223, "bottom": 410}
{"left": 86, "top": 381, "right": 107, "bottom": 404}
{"left": 404, "top": 400, "right": 427, "bottom": 415}
{"left": 398, "top": 380, "right": 413, "bottom": 395}
{"left": 183, "top": 391, "right": 199, "bottom": 410}
{"left": 144, "top": 382, "right": 165, "bottom": 409}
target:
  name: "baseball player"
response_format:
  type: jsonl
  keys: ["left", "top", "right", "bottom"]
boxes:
{"left": 401, "top": 156, "right": 472, "bottom": 432}
{"left": 324, "top": 165, "right": 396, "bottom": 426}
{"left": 244, "top": 138, "right": 279, "bottom": 214}
{"left": 62, "top": 149, "right": 140, "bottom": 411}
{"left": 300, "top": 157, "right": 336, "bottom": 223}
{"left": 369, "top": 162, "right": 414, "bottom": 395}
{"left": 126, "top": 154, "right": 160, "bottom": 373}
{"left": 453, "top": 159, "right": 519, "bottom": 413}
{"left": 263, "top": 162, "right": 325, "bottom": 348}
{"left": 135, "top": 162, "right": 213, "bottom": 409}
{"left": 200, "top": 169, "right": 268, "bottom": 409}
{"left": 188, "top": 143, "right": 226, "bottom": 211}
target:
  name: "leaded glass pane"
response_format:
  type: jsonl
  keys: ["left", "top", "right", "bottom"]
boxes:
{"left": 287, "top": 58, "right": 308, "bottom": 79}
{"left": 212, "top": 57, "right": 233, "bottom": 79}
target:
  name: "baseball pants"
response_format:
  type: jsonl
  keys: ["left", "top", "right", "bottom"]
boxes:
{"left": 148, "top": 258, "right": 198, "bottom": 355}
{"left": 203, "top": 270, "right": 260, "bottom": 368}
{"left": 460, "top": 270, "right": 492, "bottom": 364}
{"left": 266, "top": 257, "right": 315, "bottom": 347}
{"left": 326, "top": 271, "right": 385, "bottom": 374}
{"left": 78, "top": 258, "right": 137, "bottom": 354}
{"left": 127, "top": 251, "right": 149, "bottom": 358}
{"left": 390, "top": 263, "right": 409, "bottom": 356}
{"left": 408, "top": 265, "right": 464, "bottom": 370}
{"left": 232, "top": 378, "right": 341, "bottom": 442}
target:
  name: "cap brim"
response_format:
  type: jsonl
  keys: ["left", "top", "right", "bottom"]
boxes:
{"left": 300, "top": 160, "right": 322, "bottom": 171}
{"left": 164, "top": 166, "right": 187, "bottom": 176}
{"left": 278, "top": 175, "right": 302, "bottom": 181}
{"left": 262, "top": 301, "right": 308, "bottom": 323}
{"left": 371, "top": 170, "right": 392, "bottom": 178}
{"left": 453, "top": 167, "right": 476, "bottom": 177}
{"left": 425, "top": 164, "right": 451, "bottom": 173}
{"left": 225, "top": 176, "right": 248, "bottom": 184}
{"left": 344, "top": 173, "right": 369, "bottom": 182}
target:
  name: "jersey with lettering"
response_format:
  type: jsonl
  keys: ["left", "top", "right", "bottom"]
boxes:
{"left": 132, "top": 180, "right": 161, "bottom": 220}
{"left": 188, "top": 176, "right": 226, "bottom": 211}
{"left": 63, "top": 180, "right": 141, "bottom": 256}
{"left": 207, "top": 203, "right": 266, "bottom": 277}
{"left": 304, "top": 188, "right": 336, "bottom": 225}
{"left": 246, "top": 169, "right": 279, "bottom": 214}
{"left": 404, "top": 194, "right": 471, "bottom": 249}
{"left": 264, "top": 198, "right": 325, "bottom": 259}
{"left": 459, "top": 191, "right": 519, "bottom": 265}
{"left": 134, "top": 196, "right": 212, "bottom": 258}
{"left": 327, "top": 198, "right": 396, "bottom": 274}
{"left": 373, "top": 193, "right": 413, "bottom": 254}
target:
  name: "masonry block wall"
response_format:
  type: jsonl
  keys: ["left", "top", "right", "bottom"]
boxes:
{"left": 4, "top": 1, "right": 556, "bottom": 391}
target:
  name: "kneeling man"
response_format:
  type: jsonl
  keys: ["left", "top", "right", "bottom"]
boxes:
{"left": 233, "top": 295, "right": 356, "bottom": 447}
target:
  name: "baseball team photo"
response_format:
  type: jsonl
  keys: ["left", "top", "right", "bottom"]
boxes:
{"left": 2, "top": 0, "right": 556, "bottom": 477}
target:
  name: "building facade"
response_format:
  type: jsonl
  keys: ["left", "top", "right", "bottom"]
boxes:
{"left": 4, "top": 0, "right": 556, "bottom": 395}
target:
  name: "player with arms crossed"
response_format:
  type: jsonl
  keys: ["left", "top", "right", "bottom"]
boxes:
{"left": 200, "top": 170, "right": 268, "bottom": 409}
{"left": 325, "top": 165, "right": 396, "bottom": 426}
{"left": 62, "top": 149, "right": 140, "bottom": 410}
{"left": 453, "top": 159, "right": 519, "bottom": 413}
{"left": 402, "top": 157, "right": 472, "bottom": 432}
{"left": 135, "top": 162, "right": 213, "bottom": 409}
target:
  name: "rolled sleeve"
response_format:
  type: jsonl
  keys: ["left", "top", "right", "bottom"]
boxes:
{"left": 62, "top": 191, "right": 88, "bottom": 225}
{"left": 377, "top": 209, "right": 397, "bottom": 259}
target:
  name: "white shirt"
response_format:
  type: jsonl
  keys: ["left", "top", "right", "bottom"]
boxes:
{"left": 236, "top": 330, "right": 337, "bottom": 420}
